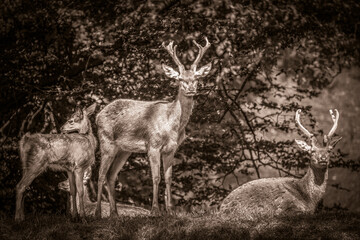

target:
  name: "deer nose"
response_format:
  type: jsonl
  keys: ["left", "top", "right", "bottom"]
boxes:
{"left": 188, "top": 82, "right": 197, "bottom": 92}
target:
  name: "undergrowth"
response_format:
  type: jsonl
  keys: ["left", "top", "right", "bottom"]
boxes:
{"left": 1, "top": 210, "right": 359, "bottom": 240}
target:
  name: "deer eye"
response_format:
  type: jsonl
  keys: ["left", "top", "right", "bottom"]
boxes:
{"left": 73, "top": 114, "right": 82, "bottom": 122}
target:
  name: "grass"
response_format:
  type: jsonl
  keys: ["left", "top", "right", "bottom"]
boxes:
{"left": 1, "top": 210, "right": 359, "bottom": 240}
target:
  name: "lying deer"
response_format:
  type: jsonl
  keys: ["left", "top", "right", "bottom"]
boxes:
{"left": 219, "top": 109, "right": 342, "bottom": 220}
{"left": 95, "top": 37, "right": 212, "bottom": 217}
{"left": 58, "top": 170, "right": 150, "bottom": 217}
{"left": 15, "top": 103, "right": 97, "bottom": 222}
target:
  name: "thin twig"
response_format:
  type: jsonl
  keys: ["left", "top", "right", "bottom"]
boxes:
{"left": 26, "top": 101, "right": 46, "bottom": 131}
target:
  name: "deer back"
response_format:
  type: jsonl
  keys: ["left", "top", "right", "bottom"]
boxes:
{"left": 219, "top": 176, "right": 311, "bottom": 220}
{"left": 19, "top": 103, "right": 97, "bottom": 172}
{"left": 96, "top": 99, "right": 182, "bottom": 152}
{"left": 20, "top": 133, "right": 94, "bottom": 172}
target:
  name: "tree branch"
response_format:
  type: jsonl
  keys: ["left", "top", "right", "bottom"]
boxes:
{"left": 217, "top": 62, "right": 261, "bottom": 123}
{"left": 26, "top": 101, "right": 46, "bottom": 131}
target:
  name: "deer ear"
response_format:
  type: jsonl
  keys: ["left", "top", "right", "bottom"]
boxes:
{"left": 84, "top": 103, "right": 97, "bottom": 116}
{"left": 295, "top": 139, "right": 312, "bottom": 152}
{"left": 195, "top": 62, "right": 212, "bottom": 78}
{"left": 328, "top": 136, "right": 342, "bottom": 149}
{"left": 162, "top": 64, "right": 179, "bottom": 79}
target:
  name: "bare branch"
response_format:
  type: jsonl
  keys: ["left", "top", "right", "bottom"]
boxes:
{"left": 0, "top": 104, "right": 31, "bottom": 136}
{"left": 26, "top": 101, "right": 46, "bottom": 131}
{"left": 217, "top": 62, "right": 261, "bottom": 123}
{"left": 40, "top": 108, "right": 50, "bottom": 133}
{"left": 221, "top": 82, "right": 262, "bottom": 178}
{"left": 19, "top": 111, "right": 33, "bottom": 137}
{"left": 47, "top": 102, "right": 58, "bottom": 133}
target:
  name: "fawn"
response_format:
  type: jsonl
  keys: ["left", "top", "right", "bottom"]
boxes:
{"left": 15, "top": 103, "right": 97, "bottom": 221}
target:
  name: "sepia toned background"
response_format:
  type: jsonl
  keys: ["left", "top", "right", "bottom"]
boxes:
{"left": 1, "top": 0, "right": 359, "bottom": 217}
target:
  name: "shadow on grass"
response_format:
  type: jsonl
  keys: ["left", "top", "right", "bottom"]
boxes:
{"left": 1, "top": 211, "right": 359, "bottom": 240}
{"left": 149, "top": 220, "right": 251, "bottom": 240}
{"left": 253, "top": 211, "right": 360, "bottom": 240}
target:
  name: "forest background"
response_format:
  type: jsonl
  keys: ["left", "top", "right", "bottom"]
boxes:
{"left": 0, "top": 0, "right": 359, "bottom": 217}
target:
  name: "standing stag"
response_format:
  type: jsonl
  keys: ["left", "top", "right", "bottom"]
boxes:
{"left": 15, "top": 103, "right": 97, "bottom": 222}
{"left": 95, "top": 37, "right": 212, "bottom": 217}
{"left": 219, "top": 109, "right": 342, "bottom": 220}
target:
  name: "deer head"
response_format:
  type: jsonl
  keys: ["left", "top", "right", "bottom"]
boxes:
{"left": 161, "top": 37, "right": 212, "bottom": 97}
{"left": 61, "top": 103, "right": 96, "bottom": 134}
{"left": 295, "top": 109, "right": 342, "bottom": 168}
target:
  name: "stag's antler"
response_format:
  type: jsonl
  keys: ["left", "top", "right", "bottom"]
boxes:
{"left": 191, "top": 37, "right": 211, "bottom": 71}
{"left": 162, "top": 41, "right": 185, "bottom": 75}
{"left": 324, "top": 109, "right": 339, "bottom": 143}
{"left": 295, "top": 109, "right": 317, "bottom": 146}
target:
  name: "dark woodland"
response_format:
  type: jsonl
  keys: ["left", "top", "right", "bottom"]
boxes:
{"left": 1, "top": 0, "right": 360, "bottom": 239}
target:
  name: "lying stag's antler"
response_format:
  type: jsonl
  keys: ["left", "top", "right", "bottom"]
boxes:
{"left": 295, "top": 109, "right": 317, "bottom": 146}
{"left": 324, "top": 109, "right": 339, "bottom": 144}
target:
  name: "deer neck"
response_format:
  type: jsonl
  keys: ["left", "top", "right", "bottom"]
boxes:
{"left": 309, "top": 164, "right": 328, "bottom": 186}
{"left": 300, "top": 164, "right": 328, "bottom": 204}
{"left": 85, "top": 121, "right": 97, "bottom": 150}
{"left": 175, "top": 88, "right": 194, "bottom": 130}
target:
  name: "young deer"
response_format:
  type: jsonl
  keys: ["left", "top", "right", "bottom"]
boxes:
{"left": 95, "top": 37, "right": 212, "bottom": 217}
{"left": 219, "top": 109, "right": 342, "bottom": 220}
{"left": 15, "top": 103, "right": 97, "bottom": 222}
{"left": 58, "top": 170, "right": 150, "bottom": 217}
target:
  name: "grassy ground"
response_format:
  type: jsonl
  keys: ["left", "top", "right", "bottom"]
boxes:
{"left": 1, "top": 210, "right": 359, "bottom": 240}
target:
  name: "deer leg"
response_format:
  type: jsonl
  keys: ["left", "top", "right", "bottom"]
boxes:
{"left": 75, "top": 169, "right": 85, "bottom": 219}
{"left": 162, "top": 152, "right": 175, "bottom": 213}
{"left": 67, "top": 172, "right": 78, "bottom": 219}
{"left": 66, "top": 192, "right": 71, "bottom": 216}
{"left": 88, "top": 179, "right": 97, "bottom": 202}
{"left": 95, "top": 144, "right": 116, "bottom": 218}
{"left": 15, "top": 166, "right": 43, "bottom": 222}
{"left": 107, "top": 151, "right": 131, "bottom": 217}
{"left": 148, "top": 148, "right": 161, "bottom": 214}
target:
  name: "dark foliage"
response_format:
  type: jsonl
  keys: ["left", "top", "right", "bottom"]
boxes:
{"left": 0, "top": 0, "right": 359, "bottom": 215}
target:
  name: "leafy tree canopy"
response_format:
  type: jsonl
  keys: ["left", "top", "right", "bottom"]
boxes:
{"left": 0, "top": 0, "right": 359, "bottom": 213}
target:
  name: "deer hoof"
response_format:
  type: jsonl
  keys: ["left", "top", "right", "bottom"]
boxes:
{"left": 109, "top": 211, "right": 119, "bottom": 219}
{"left": 15, "top": 215, "right": 24, "bottom": 222}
